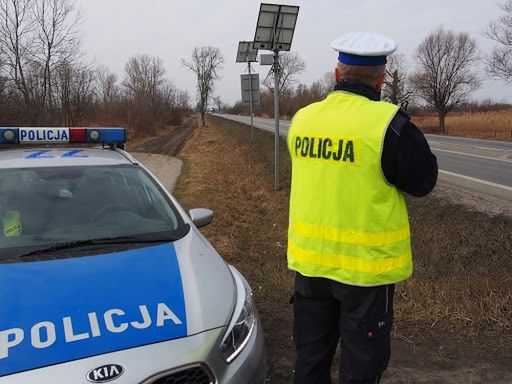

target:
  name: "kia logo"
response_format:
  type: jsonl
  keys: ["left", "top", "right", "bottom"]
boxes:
{"left": 87, "top": 364, "right": 124, "bottom": 383}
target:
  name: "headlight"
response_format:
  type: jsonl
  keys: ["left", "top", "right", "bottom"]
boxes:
{"left": 220, "top": 267, "right": 256, "bottom": 363}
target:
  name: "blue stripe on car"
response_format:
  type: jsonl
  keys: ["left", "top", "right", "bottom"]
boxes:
{"left": 0, "top": 243, "right": 187, "bottom": 377}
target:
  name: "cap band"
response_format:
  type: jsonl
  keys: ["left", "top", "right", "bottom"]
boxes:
{"left": 338, "top": 52, "right": 387, "bottom": 66}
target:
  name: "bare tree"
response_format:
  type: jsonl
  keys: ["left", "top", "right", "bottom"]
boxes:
{"left": 123, "top": 54, "right": 166, "bottom": 105}
{"left": 95, "top": 64, "right": 118, "bottom": 110}
{"left": 382, "top": 53, "right": 415, "bottom": 110}
{"left": 0, "top": 0, "right": 34, "bottom": 114}
{"left": 0, "top": 53, "right": 13, "bottom": 123}
{"left": 182, "top": 46, "right": 224, "bottom": 126}
{"left": 93, "top": 57, "right": 190, "bottom": 131}
{"left": 159, "top": 79, "right": 177, "bottom": 107}
{"left": 212, "top": 95, "right": 222, "bottom": 112}
{"left": 263, "top": 51, "right": 305, "bottom": 94}
{"left": 0, "top": 0, "right": 192, "bottom": 129}
{"left": 0, "top": 0, "right": 81, "bottom": 123}
{"left": 308, "top": 80, "right": 324, "bottom": 101}
{"left": 54, "top": 59, "right": 94, "bottom": 125}
{"left": 309, "top": 71, "right": 336, "bottom": 101}
{"left": 322, "top": 71, "right": 336, "bottom": 94}
{"left": 33, "top": 0, "right": 80, "bottom": 112}
{"left": 412, "top": 27, "right": 480, "bottom": 133}
{"left": 122, "top": 54, "right": 168, "bottom": 134}
{"left": 485, "top": 0, "right": 512, "bottom": 82}
{"left": 176, "top": 89, "right": 190, "bottom": 110}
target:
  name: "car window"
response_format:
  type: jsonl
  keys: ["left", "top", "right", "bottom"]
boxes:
{"left": 0, "top": 164, "right": 185, "bottom": 254}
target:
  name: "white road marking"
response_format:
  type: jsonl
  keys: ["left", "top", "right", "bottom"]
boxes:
{"left": 252, "top": 122, "right": 289, "bottom": 135}
{"left": 439, "top": 170, "right": 512, "bottom": 192}
{"left": 427, "top": 140, "right": 506, "bottom": 151}
{"left": 431, "top": 148, "right": 512, "bottom": 163}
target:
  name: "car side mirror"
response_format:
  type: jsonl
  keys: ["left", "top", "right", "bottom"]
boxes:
{"left": 188, "top": 208, "right": 213, "bottom": 228}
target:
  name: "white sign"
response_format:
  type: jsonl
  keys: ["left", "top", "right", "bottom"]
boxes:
{"left": 241, "top": 74, "right": 261, "bottom": 105}
{"left": 19, "top": 128, "right": 70, "bottom": 143}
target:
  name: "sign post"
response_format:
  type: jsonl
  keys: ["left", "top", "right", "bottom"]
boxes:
{"left": 273, "top": 50, "right": 280, "bottom": 191}
{"left": 253, "top": 3, "right": 299, "bottom": 190}
{"left": 248, "top": 62, "right": 254, "bottom": 140}
{"left": 236, "top": 41, "right": 259, "bottom": 140}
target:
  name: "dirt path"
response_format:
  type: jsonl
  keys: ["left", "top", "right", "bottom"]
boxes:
{"left": 128, "top": 118, "right": 197, "bottom": 191}
{"left": 130, "top": 117, "right": 197, "bottom": 157}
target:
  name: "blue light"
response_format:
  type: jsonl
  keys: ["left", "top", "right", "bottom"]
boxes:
{"left": 0, "top": 128, "right": 19, "bottom": 144}
{"left": 87, "top": 128, "right": 126, "bottom": 143}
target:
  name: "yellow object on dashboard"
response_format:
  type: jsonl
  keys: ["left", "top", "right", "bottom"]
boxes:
{"left": 3, "top": 210, "right": 22, "bottom": 237}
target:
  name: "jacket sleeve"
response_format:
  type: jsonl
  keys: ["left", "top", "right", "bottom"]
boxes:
{"left": 381, "top": 110, "right": 438, "bottom": 197}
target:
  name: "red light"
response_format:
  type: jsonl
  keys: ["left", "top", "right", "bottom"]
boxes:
{"left": 69, "top": 128, "right": 86, "bottom": 143}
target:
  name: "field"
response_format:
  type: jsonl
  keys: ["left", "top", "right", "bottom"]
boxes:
{"left": 173, "top": 116, "right": 512, "bottom": 383}
{"left": 264, "top": 109, "right": 512, "bottom": 141}
{"left": 413, "top": 109, "right": 512, "bottom": 141}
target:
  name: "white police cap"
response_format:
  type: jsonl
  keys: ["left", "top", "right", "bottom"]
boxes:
{"left": 331, "top": 32, "right": 397, "bottom": 66}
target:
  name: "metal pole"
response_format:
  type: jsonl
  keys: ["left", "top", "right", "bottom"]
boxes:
{"left": 273, "top": 49, "right": 280, "bottom": 191}
{"left": 248, "top": 62, "right": 254, "bottom": 141}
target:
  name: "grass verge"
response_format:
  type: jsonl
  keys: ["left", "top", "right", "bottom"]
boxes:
{"left": 174, "top": 115, "right": 512, "bottom": 382}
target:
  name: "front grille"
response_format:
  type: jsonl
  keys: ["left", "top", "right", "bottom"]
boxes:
{"left": 150, "top": 364, "right": 214, "bottom": 384}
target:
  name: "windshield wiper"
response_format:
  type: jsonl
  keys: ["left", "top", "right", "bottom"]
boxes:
{"left": 15, "top": 232, "right": 185, "bottom": 259}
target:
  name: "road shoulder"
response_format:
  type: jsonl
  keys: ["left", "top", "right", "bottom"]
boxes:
{"left": 434, "top": 174, "right": 512, "bottom": 217}
{"left": 131, "top": 152, "right": 182, "bottom": 192}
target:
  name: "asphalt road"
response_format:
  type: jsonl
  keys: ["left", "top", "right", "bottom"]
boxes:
{"left": 215, "top": 113, "right": 512, "bottom": 204}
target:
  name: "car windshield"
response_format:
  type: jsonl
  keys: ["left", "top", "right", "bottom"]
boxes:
{"left": 0, "top": 164, "right": 187, "bottom": 258}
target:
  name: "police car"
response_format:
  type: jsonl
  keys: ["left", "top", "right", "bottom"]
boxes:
{"left": 0, "top": 127, "right": 266, "bottom": 383}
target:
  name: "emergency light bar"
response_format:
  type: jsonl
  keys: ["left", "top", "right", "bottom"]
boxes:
{"left": 0, "top": 127, "right": 126, "bottom": 145}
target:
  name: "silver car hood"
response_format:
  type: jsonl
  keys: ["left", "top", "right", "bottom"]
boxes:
{"left": 0, "top": 226, "right": 236, "bottom": 380}
{"left": 174, "top": 226, "right": 236, "bottom": 335}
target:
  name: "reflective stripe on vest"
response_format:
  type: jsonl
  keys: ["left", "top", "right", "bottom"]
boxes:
{"left": 287, "top": 91, "right": 412, "bottom": 286}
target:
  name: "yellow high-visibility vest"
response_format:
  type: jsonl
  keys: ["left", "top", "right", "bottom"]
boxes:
{"left": 287, "top": 91, "right": 412, "bottom": 286}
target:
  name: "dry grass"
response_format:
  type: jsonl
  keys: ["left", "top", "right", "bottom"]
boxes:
{"left": 174, "top": 116, "right": 294, "bottom": 381}
{"left": 174, "top": 115, "right": 512, "bottom": 382}
{"left": 396, "top": 197, "right": 512, "bottom": 352}
{"left": 413, "top": 110, "right": 512, "bottom": 141}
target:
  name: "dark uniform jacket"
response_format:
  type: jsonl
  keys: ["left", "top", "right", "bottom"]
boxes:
{"left": 335, "top": 80, "right": 438, "bottom": 197}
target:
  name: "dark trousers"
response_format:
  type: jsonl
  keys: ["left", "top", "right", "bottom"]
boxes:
{"left": 293, "top": 273, "right": 395, "bottom": 384}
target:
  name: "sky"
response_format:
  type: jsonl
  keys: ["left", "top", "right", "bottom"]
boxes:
{"left": 76, "top": 0, "right": 510, "bottom": 106}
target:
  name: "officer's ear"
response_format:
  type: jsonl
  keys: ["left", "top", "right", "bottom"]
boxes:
{"left": 335, "top": 67, "right": 341, "bottom": 83}
{"left": 376, "top": 73, "right": 386, "bottom": 91}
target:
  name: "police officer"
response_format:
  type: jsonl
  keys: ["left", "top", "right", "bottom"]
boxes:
{"left": 287, "top": 32, "right": 438, "bottom": 384}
